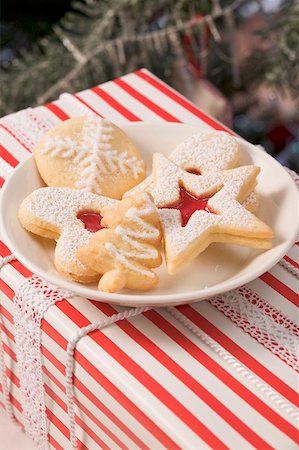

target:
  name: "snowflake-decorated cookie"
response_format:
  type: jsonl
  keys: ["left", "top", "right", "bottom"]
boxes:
{"left": 77, "top": 193, "right": 162, "bottom": 292}
{"left": 125, "top": 130, "right": 258, "bottom": 212}
{"left": 150, "top": 153, "right": 273, "bottom": 274}
{"left": 34, "top": 116, "right": 146, "bottom": 199}
{"left": 18, "top": 187, "right": 118, "bottom": 282}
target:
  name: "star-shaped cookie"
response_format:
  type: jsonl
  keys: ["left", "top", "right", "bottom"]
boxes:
{"left": 125, "top": 130, "right": 258, "bottom": 212}
{"left": 151, "top": 153, "right": 273, "bottom": 274}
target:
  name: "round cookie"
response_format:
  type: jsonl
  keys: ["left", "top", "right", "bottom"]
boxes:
{"left": 34, "top": 116, "right": 146, "bottom": 199}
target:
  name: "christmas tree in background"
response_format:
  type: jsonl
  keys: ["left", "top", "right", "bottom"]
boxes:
{"left": 0, "top": 0, "right": 298, "bottom": 170}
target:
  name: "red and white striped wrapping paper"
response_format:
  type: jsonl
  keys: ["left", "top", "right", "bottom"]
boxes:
{"left": 0, "top": 69, "right": 298, "bottom": 450}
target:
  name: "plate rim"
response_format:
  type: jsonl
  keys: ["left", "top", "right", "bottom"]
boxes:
{"left": 1, "top": 122, "right": 298, "bottom": 306}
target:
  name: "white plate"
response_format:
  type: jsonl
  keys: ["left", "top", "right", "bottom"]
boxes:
{"left": 1, "top": 123, "right": 298, "bottom": 306}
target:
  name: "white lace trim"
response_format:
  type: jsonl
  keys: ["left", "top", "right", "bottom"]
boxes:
{"left": 0, "top": 109, "right": 54, "bottom": 151}
{"left": 0, "top": 255, "right": 17, "bottom": 421}
{"left": 0, "top": 315, "right": 16, "bottom": 422}
{"left": 167, "top": 307, "right": 299, "bottom": 421}
{"left": 0, "top": 261, "right": 149, "bottom": 449}
{"left": 209, "top": 287, "right": 299, "bottom": 371}
{"left": 1, "top": 250, "right": 298, "bottom": 450}
{"left": 0, "top": 104, "right": 298, "bottom": 448}
{"left": 65, "top": 306, "right": 150, "bottom": 450}
{"left": 13, "top": 276, "right": 74, "bottom": 449}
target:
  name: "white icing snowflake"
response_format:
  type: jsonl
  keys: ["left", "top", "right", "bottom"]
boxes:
{"left": 42, "top": 117, "right": 144, "bottom": 193}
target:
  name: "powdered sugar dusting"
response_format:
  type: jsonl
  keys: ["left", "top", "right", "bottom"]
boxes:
{"left": 152, "top": 153, "right": 223, "bottom": 207}
{"left": 125, "top": 130, "right": 241, "bottom": 198}
{"left": 124, "top": 175, "right": 154, "bottom": 198}
{"left": 21, "top": 187, "right": 117, "bottom": 272}
{"left": 152, "top": 155, "right": 272, "bottom": 270}
{"left": 170, "top": 131, "right": 239, "bottom": 172}
{"left": 105, "top": 193, "right": 161, "bottom": 278}
{"left": 125, "top": 130, "right": 257, "bottom": 211}
{"left": 242, "top": 191, "right": 258, "bottom": 210}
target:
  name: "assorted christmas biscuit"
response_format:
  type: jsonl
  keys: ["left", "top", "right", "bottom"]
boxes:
{"left": 18, "top": 187, "right": 117, "bottom": 282}
{"left": 18, "top": 118, "right": 274, "bottom": 292}
{"left": 125, "top": 130, "right": 259, "bottom": 212}
{"left": 77, "top": 193, "right": 162, "bottom": 292}
{"left": 151, "top": 153, "right": 273, "bottom": 274}
{"left": 34, "top": 116, "right": 146, "bottom": 199}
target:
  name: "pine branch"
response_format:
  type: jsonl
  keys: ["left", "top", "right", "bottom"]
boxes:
{"left": 1, "top": 0, "right": 295, "bottom": 117}
{"left": 243, "top": 0, "right": 299, "bottom": 96}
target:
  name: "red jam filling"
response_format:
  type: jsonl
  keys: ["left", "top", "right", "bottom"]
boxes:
{"left": 186, "top": 168, "right": 201, "bottom": 175}
{"left": 163, "top": 187, "right": 215, "bottom": 227}
{"left": 77, "top": 211, "right": 104, "bottom": 233}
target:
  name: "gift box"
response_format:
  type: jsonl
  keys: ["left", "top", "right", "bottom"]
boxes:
{"left": 0, "top": 70, "right": 298, "bottom": 449}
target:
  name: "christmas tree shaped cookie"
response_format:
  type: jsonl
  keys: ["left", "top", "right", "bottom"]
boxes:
{"left": 151, "top": 153, "right": 273, "bottom": 274}
{"left": 77, "top": 193, "right": 162, "bottom": 292}
{"left": 34, "top": 116, "right": 146, "bottom": 199}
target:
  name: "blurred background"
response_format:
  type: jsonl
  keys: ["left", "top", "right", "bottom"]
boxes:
{"left": 0, "top": 0, "right": 298, "bottom": 171}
